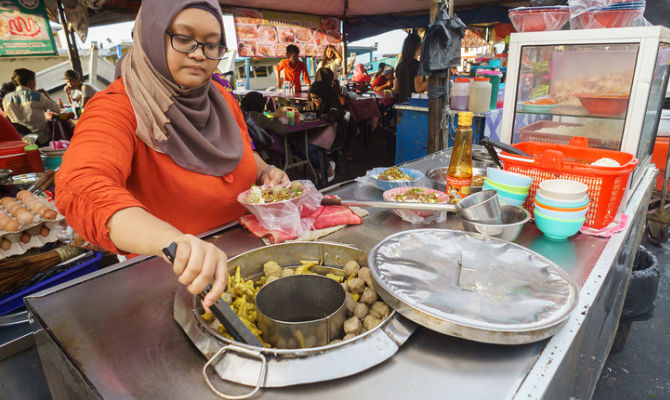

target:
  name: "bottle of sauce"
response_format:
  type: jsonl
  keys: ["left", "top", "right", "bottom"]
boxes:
{"left": 446, "top": 111, "right": 473, "bottom": 203}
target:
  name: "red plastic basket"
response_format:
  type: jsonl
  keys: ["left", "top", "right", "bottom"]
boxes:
{"left": 499, "top": 137, "right": 638, "bottom": 229}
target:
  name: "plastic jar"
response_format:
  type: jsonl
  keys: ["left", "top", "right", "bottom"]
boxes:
{"left": 450, "top": 78, "right": 470, "bottom": 111}
{"left": 0, "top": 141, "right": 30, "bottom": 175}
{"left": 468, "top": 77, "right": 492, "bottom": 113}
{"left": 24, "top": 144, "right": 44, "bottom": 173}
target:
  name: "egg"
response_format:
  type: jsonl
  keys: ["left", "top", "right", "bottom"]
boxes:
{"left": 3, "top": 219, "right": 20, "bottom": 232}
{"left": 40, "top": 226, "right": 50, "bottom": 237}
{"left": 1, "top": 239, "right": 11, "bottom": 251}
{"left": 15, "top": 208, "right": 34, "bottom": 224}
{"left": 20, "top": 232, "right": 30, "bottom": 243}
{"left": 42, "top": 209, "right": 58, "bottom": 220}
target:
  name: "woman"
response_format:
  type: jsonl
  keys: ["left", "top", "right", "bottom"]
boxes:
{"left": 55, "top": 0, "right": 288, "bottom": 310}
{"left": 317, "top": 45, "right": 343, "bottom": 80}
{"left": 394, "top": 33, "right": 428, "bottom": 103}
{"left": 372, "top": 62, "right": 387, "bottom": 81}
{"left": 352, "top": 64, "right": 371, "bottom": 84}
{"left": 370, "top": 65, "right": 394, "bottom": 92}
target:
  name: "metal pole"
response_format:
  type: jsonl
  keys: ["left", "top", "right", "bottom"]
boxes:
{"left": 427, "top": 0, "right": 443, "bottom": 153}
{"left": 56, "top": 0, "right": 83, "bottom": 77}
{"left": 244, "top": 58, "right": 250, "bottom": 90}
{"left": 342, "top": 0, "right": 349, "bottom": 76}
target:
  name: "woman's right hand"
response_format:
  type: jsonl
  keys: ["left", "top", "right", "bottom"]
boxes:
{"left": 165, "top": 234, "right": 228, "bottom": 312}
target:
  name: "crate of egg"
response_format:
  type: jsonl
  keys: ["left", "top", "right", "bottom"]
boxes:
{"left": 0, "top": 190, "right": 65, "bottom": 259}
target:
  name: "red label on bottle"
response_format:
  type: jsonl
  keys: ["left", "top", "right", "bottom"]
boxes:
{"left": 446, "top": 177, "right": 472, "bottom": 203}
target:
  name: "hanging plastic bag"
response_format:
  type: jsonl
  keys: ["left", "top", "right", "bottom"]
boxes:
{"left": 568, "top": 0, "right": 649, "bottom": 30}
{"left": 418, "top": 3, "right": 466, "bottom": 76}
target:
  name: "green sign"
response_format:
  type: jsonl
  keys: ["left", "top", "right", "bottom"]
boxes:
{"left": 0, "top": 0, "right": 57, "bottom": 56}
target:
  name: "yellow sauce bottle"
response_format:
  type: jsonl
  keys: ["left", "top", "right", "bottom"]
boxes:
{"left": 446, "top": 111, "right": 473, "bottom": 204}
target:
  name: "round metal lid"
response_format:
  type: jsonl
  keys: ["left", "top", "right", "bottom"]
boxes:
{"left": 368, "top": 229, "right": 579, "bottom": 344}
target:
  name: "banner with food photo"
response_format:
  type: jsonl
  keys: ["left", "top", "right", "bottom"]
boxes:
{"left": 0, "top": 0, "right": 57, "bottom": 57}
{"left": 232, "top": 7, "right": 341, "bottom": 59}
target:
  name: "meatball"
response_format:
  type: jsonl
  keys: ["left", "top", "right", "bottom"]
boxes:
{"left": 343, "top": 260, "right": 360, "bottom": 277}
{"left": 263, "top": 261, "right": 282, "bottom": 277}
{"left": 370, "top": 302, "right": 390, "bottom": 319}
{"left": 280, "top": 268, "right": 295, "bottom": 278}
{"left": 346, "top": 277, "right": 365, "bottom": 294}
{"left": 343, "top": 333, "right": 357, "bottom": 341}
{"left": 358, "top": 267, "right": 373, "bottom": 287}
{"left": 353, "top": 302, "right": 369, "bottom": 319}
{"left": 343, "top": 316, "right": 362, "bottom": 335}
{"left": 341, "top": 282, "right": 349, "bottom": 293}
{"left": 289, "top": 181, "right": 303, "bottom": 192}
{"left": 360, "top": 287, "right": 378, "bottom": 305}
{"left": 222, "top": 293, "right": 233, "bottom": 305}
{"left": 362, "top": 315, "right": 381, "bottom": 330}
{"left": 345, "top": 293, "right": 356, "bottom": 314}
{"left": 245, "top": 192, "right": 261, "bottom": 203}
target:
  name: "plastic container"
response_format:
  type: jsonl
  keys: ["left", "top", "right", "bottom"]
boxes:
{"left": 535, "top": 192, "right": 589, "bottom": 209}
{"left": 508, "top": 6, "right": 570, "bottom": 32}
{"left": 486, "top": 167, "right": 533, "bottom": 187}
{"left": 575, "top": 93, "right": 629, "bottom": 116}
{"left": 449, "top": 78, "right": 470, "bottom": 111}
{"left": 534, "top": 211, "right": 585, "bottom": 241}
{"left": 42, "top": 155, "right": 63, "bottom": 170}
{"left": 483, "top": 181, "right": 528, "bottom": 201}
{"left": 499, "top": 137, "right": 638, "bottom": 229}
{"left": 383, "top": 187, "right": 449, "bottom": 220}
{"left": 24, "top": 144, "right": 44, "bottom": 173}
{"left": 468, "top": 77, "right": 492, "bottom": 113}
{"left": 0, "top": 141, "right": 30, "bottom": 175}
{"left": 0, "top": 251, "right": 103, "bottom": 316}
{"left": 476, "top": 71, "right": 503, "bottom": 110}
{"left": 484, "top": 178, "right": 529, "bottom": 195}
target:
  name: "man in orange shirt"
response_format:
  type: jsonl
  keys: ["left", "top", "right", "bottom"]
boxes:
{"left": 275, "top": 44, "right": 311, "bottom": 92}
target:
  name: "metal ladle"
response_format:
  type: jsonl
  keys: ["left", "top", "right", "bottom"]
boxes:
{"left": 323, "top": 189, "right": 503, "bottom": 224}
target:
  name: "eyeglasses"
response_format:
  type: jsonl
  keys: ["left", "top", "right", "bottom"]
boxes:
{"left": 166, "top": 31, "right": 227, "bottom": 60}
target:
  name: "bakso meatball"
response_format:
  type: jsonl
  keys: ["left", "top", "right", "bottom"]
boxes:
{"left": 245, "top": 192, "right": 261, "bottom": 203}
{"left": 263, "top": 261, "right": 282, "bottom": 278}
{"left": 343, "top": 260, "right": 360, "bottom": 277}
{"left": 345, "top": 293, "right": 356, "bottom": 314}
{"left": 343, "top": 316, "right": 362, "bottom": 335}
{"left": 346, "top": 277, "right": 365, "bottom": 294}
{"left": 370, "top": 302, "right": 390, "bottom": 319}
{"left": 281, "top": 268, "right": 295, "bottom": 278}
{"left": 353, "top": 302, "right": 369, "bottom": 319}
{"left": 360, "top": 287, "right": 378, "bottom": 305}
{"left": 343, "top": 333, "right": 357, "bottom": 341}
{"left": 363, "top": 315, "right": 381, "bottom": 331}
{"left": 289, "top": 181, "right": 303, "bottom": 192}
{"left": 358, "top": 267, "right": 373, "bottom": 287}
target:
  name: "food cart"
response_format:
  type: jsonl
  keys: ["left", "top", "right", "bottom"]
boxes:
{"left": 20, "top": 149, "right": 656, "bottom": 399}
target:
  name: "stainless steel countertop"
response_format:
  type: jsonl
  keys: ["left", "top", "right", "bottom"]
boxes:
{"left": 24, "top": 151, "right": 655, "bottom": 399}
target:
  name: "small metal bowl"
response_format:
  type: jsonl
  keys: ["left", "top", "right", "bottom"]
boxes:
{"left": 460, "top": 204, "right": 530, "bottom": 242}
{"left": 0, "top": 169, "right": 13, "bottom": 180}
{"left": 0, "top": 172, "right": 44, "bottom": 196}
{"left": 427, "top": 166, "right": 488, "bottom": 193}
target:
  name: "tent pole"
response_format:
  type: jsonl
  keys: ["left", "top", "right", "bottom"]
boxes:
{"left": 57, "top": 0, "right": 83, "bottom": 77}
{"left": 342, "top": 0, "right": 349, "bottom": 76}
{"left": 427, "top": 0, "right": 443, "bottom": 153}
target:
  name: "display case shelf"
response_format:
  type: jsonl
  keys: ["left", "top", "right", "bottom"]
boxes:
{"left": 516, "top": 110, "right": 625, "bottom": 120}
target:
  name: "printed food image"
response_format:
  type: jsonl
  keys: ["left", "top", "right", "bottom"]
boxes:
{"left": 257, "top": 26, "right": 277, "bottom": 42}
{"left": 295, "top": 28, "right": 312, "bottom": 42}
{"left": 258, "top": 44, "right": 275, "bottom": 57}
{"left": 278, "top": 28, "right": 295, "bottom": 43}
{"left": 325, "top": 30, "right": 341, "bottom": 45}
{"left": 274, "top": 43, "right": 288, "bottom": 58}
{"left": 233, "top": 8, "right": 264, "bottom": 24}
{"left": 472, "top": 175, "right": 486, "bottom": 187}
{"left": 391, "top": 188, "right": 447, "bottom": 203}
{"left": 201, "top": 259, "right": 390, "bottom": 348}
{"left": 551, "top": 70, "right": 634, "bottom": 106}
{"left": 321, "top": 17, "right": 339, "bottom": 31}
{"left": 244, "top": 181, "right": 304, "bottom": 204}
{"left": 295, "top": 42, "right": 305, "bottom": 57}
{"left": 304, "top": 44, "right": 317, "bottom": 57}
{"left": 236, "top": 24, "right": 258, "bottom": 40}
{"left": 0, "top": 19, "right": 8, "bottom": 37}
{"left": 237, "top": 41, "right": 257, "bottom": 57}
{"left": 314, "top": 30, "right": 326, "bottom": 45}
{"left": 376, "top": 166, "right": 415, "bottom": 182}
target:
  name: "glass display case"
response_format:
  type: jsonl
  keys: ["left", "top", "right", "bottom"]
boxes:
{"left": 501, "top": 26, "right": 670, "bottom": 189}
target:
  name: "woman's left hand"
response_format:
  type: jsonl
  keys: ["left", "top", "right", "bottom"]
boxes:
{"left": 261, "top": 166, "right": 289, "bottom": 186}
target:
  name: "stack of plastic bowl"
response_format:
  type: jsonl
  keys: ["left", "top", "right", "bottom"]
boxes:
{"left": 482, "top": 167, "right": 533, "bottom": 207}
{"left": 533, "top": 179, "right": 589, "bottom": 241}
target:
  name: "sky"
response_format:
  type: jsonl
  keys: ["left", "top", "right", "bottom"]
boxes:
{"left": 58, "top": 15, "right": 407, "bottom": 62}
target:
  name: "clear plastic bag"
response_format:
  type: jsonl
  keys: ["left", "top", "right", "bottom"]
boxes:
{"left": 237, "top": 180, "right": 323, "bottom": 237}
{"left": 568, "top": 0, "right": 649, "bottom": 30}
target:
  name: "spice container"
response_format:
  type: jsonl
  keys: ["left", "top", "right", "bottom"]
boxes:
{"left": 468, "top": 77, "right": 492, "bottom": 113}
{"left": 450, "top": 77, "right": 470, "bottom": 111}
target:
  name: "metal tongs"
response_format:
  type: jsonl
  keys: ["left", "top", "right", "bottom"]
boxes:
{"left": 162, "top": 242, "right": 262, "bottom": 346}
{"left": 27, "top": 169, "right": 56, "bottom": 194}
{"left": 480, "top": 137, "right": 532, "bottom": 169}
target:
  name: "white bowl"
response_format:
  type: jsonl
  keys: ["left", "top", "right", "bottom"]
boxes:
{"left": 538, "top": 179, "right": 588, "bottom": 201}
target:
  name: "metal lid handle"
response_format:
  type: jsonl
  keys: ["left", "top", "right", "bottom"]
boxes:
{"left": 202, "top": 345, "right": 267, "bottom": 400}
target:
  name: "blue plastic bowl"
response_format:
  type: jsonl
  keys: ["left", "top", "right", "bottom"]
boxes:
{"left": 486, "top": 167, "right": 533, "bottom": 187}
{"left": 535, "top": 192, "right": 589, "bottom": 208}
{"left": 498, "top": 195, "right": 525, "bottom": 207}
{"left": 366, "top": 167, "right": 424, "bottom": 191}
{"left": 534, "top": 210, "right": 585, "bottom": 241}
{"left": 534, "top": 203, "right": 588, "bottom": 220}
{"left": 483, "top": 181, "right": 528, "bottom": 201}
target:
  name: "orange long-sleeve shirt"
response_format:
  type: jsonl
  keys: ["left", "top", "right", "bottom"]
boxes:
{"left": 55, "top": 79, "right": 257, "bottom": 253}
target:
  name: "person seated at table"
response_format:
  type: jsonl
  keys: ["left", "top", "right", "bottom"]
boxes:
{"left": 0, "top": 82, "right": 15, "bottom": 111}
{"left": 372, "top": 62, "right": 387, "bottom": 81}
{"left": 314, "top": 67, "right": 334, "bottom": 85}
{"left": 2, "top": 68, "right": 60, "bottom": 146}
{"left": 275, "top": 44, "right": 311, "bottom": 92}
{"left": 394, "top": 33, "right": 428, "bottom": 104}
{"left": 370, "top": 65, "right": 394, "bottom": 92}
{"left": 55, "top": 0, "right": 289, "bottom": 311}
{"left": 241, "top": 91, "right": 285, "bottom": 143}
{"left": 352, "top": 64, "right": 371, "bottom": 84}
{"left": 317, "top": 45, "right": 343, "bottom": 80}
{"left": 64, "top": 69, "right": 97, "bottom": 106}
{"left": 295, "top": 81, "right": 344, "bottom": 182}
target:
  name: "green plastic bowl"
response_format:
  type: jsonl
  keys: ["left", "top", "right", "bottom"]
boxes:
{"left": 534, "top": 210, "right": 585, "bottom": 241}
{"left": 483, "top": 181, "right": 528, "bottom": 201}
{"left": 484, "top": 178, "right": 530, "bottom": 195}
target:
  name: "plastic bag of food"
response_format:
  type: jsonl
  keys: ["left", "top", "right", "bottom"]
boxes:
{"left": 568, "top": 0, "right": 649, "bottom": 30}
{"left": 237, "top": 180, "right": 322, "bottom": 237}
{"left": 382, "top": 187, "right": 448, "bottom": 225}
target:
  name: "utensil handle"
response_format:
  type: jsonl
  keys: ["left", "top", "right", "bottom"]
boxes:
{"left": 480, "top": 137, "right": 531, "bottom": 158}
{"left": 202, "top": 345, "right": 267, "bottom": 400}
{"left": 27, "top": 169, "right": 56, "bottom": 194}
{"left": 323, "top": 198, "right": 457, "bottom": 212}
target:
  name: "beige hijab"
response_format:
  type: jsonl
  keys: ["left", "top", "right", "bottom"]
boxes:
{"left": 121, "top": 0, "right": 243, "bottom": 176}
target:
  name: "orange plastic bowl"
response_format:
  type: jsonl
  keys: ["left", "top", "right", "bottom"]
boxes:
{"left": 577, "top": 8, "right": 643, "bottom": 29}
{"left": 535, "top": 199, "right": 588, "bottom": 212}
{"left": 509, "top": 8, "right": 570, "bottom": 32}
{"left": 575, "top": 93, "right": 629, "bottom": 116}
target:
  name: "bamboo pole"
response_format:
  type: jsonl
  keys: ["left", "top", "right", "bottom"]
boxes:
{"left": 57, "top": 0, "right": 83, "bottom": 77}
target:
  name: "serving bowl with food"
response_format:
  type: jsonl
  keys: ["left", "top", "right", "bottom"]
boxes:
{"left": 366, "top": 166, "right": 424, "bottom": 191}
{"left": 383, "top": 187, "right": 449, "bottom": 222}
{"left": 521, "top": 97, "right": 558, "bottom": 113}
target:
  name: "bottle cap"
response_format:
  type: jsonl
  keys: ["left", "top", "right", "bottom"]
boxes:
{"left": 24, "top": 144, "right": 38, "bottom": 151}
{"left": 454, "top": 77, "right": 470, "bottom": 83}
{"left": 458, "top": 111, "right": 474, "bottom": 126}
{"left": 474, "top": 77, "right": 490, "bottom": 82}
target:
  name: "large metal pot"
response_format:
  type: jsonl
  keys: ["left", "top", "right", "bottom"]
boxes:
{"left": 0, "top": 172, "right": 43, "bottom": 196}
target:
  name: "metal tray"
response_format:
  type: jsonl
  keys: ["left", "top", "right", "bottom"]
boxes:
{"left": 174, "top": 242, "right": 417, "bottom": 391}
{"left": 368, "top": 229, "right": 579, "bottom": 345}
